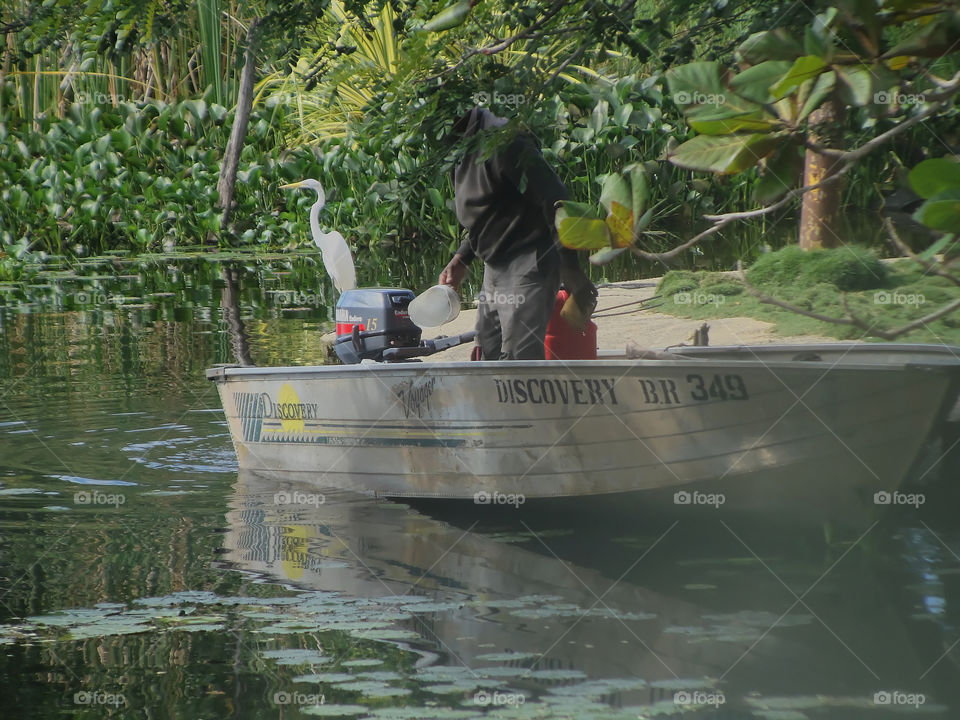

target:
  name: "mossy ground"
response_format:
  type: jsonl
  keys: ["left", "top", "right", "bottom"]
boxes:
{"left": 654, "top": 247, "right": 960, "bottom": 345}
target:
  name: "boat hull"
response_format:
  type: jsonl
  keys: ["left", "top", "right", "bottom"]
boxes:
{"left": 207, "top": 345, "right": 960, "bottom": 510}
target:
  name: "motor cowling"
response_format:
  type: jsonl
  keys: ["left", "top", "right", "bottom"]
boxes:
{"left": 334, "top": 289, "right": 422, "bottom": 364}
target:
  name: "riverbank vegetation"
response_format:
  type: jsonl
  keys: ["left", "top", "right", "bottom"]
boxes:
{"left": 656, "top": 246, "right": 960, "bottom": 344}
{"left": 2, "top": 0, "right": 959, "bottom": 337}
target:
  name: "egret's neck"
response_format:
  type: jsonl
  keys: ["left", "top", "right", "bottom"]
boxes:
{"left": 309, "top": 199, "right": 323, "bottom": 244}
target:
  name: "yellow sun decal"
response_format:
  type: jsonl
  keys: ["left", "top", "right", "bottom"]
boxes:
{"left": 277, "top": 383, "right": 305, "bottom": 433}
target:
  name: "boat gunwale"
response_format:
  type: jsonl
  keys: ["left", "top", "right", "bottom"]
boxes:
{"left": 206, "top": 342, "right": 960, "bottom": 382}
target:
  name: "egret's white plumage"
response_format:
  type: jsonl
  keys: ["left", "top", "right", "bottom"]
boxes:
{"left": 280, "top": 179, "right": 356, "bottom": 292}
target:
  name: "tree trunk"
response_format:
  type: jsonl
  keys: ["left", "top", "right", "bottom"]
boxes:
{"left": 215, "top": 18, "right": 262, "bottom": 240}
{"left": 799, "top": 99, "right": 844, "bottom": 250}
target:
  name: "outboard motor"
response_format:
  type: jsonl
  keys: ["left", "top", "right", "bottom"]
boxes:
{"left": 333, "top": 289, "right": 422, "bottom": 364}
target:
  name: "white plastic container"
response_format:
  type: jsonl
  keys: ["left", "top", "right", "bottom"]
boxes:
{"left": 409, "top": 284, "right": 461, "bottom": 328}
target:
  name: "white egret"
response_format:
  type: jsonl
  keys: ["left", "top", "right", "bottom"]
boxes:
{"left": 281, "top": 179, "right": 357, "bottom": 293}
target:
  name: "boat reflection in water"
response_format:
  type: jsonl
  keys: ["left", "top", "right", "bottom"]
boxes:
{"left": 218, "top": 470, "right": 952, "bottom": 717}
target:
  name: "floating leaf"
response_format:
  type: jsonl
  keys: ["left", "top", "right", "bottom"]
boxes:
{"left": 301, "top": 704, "right": 368, "bottom": 717}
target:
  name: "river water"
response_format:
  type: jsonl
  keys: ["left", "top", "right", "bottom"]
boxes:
{"left": 1, "top": 255, "right": 959, "bottom": 719}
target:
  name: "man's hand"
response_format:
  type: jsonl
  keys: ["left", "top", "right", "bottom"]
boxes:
{"left": 439, "top": 254, "right": 469, "bottom": 290}
{"left": 560, "top": 264, "right": 598, "bottom": 331}
{"left": 560, "top": 265, "right": 597, "bottom": 311}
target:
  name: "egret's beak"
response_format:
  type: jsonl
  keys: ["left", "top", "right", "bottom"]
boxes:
{"left": 279, "top": 181, "right": 305, "bottom": 189}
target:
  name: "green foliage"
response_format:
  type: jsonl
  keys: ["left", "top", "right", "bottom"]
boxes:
{"left": 664, "top": 0, "right": 960, "bottom": 217}
{"left": 746, "top": 245, "right": 887, "bottom": 291}
{"left": 700, "top": 275, "right": 743, "bottom": 296}
{"left": 656, "top": 270, "right": 700, "bottom": 296}
{"left": 0, "top": 92, "right": 321, "bottom": 254}
{"left": 909, "top": 157, "right": 960, "bottom": 236}
{"left": 556, "top": 168, "right": 660, "bottom": 263}
{"left": 659, "top": 259, "right": 960, "bottom": 344}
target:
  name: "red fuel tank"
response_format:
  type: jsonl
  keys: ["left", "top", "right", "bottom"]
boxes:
{"left": 545, "top": 290, "right": 597, "bottom": 360}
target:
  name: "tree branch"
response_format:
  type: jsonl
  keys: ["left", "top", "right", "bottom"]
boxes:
{"left": 884, "top": 217, "right": 960, "bottom": 288}
{"left": 802, "top": 70, "right": 960, "bottom": 160}
{"left": 424, "top": 0, "right": 572, "bottom": 81}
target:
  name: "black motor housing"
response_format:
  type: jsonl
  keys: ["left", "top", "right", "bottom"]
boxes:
{"left": 334, "top": 288, "right": 422, "bottom": 363}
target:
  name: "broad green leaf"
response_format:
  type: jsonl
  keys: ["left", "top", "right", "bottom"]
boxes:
{"left": 804, "top": 26, "right": 831, "bottom": 59}
{"left": 666, "top": 62, "right": 726, "bottom": 107}
{"left": 736, "top": 29, "right": 804, "bottom": 64}
{"left": 919, "top": 233, "right": 958, "bottom": 261}
{"left": 886, "top": 55, "right": 911, "bottom": 71}
{"left": 421, "top": 0, "right": 472, "bottom": 32}
{"left": 599, "top": 174, "right": 631, "bottom": 216}
{"left": 835, "top": 65, "right": 873, "bottom": 107}
{"left": 771, "top": 56, "right": 828, "bottom": 99}
{"left": 730, "top": 61, "right": 794, "bottom": 104}
{"left": 589, "top": 246, "right": 629, "bottom": 266}
{"left": 754, "top": 145, "right": 802, "bottom": 204}
{"left": 798, "top": 71, "right": 836, "bottom": 121}
{"left": 634, "top": 207, "right": 654, "bottom": 233}
{"left": 913, "top": 189, "right": 960, "bottom": 233}
{"left": 668, "top": 133, "right": 780, "bottom": 175}
{"left": 689, "top": 108, "right": 776, "bottom": 135}
{"left": 884, "top": 13, "right": 960, "bottom": 59}
{"left": 427, "top": 187, "right": 444, "bottom": 209}
{"left": 555, "top": 201, "right": 610, "bottom": 250}
{"left": 629, "top": 166, "right": 649, "bottom": 219}
{"left": 908, "top": 159, "right": 960, "bottom": 199}
{"left": 606, "top": 201, "right": 634, "bottom": 248}
{"left": 590, "top": 100, "right": 609, "bottom": 134}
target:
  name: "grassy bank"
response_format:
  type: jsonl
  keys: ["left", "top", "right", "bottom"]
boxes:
{"left": 654, "top": 247, "right": 960, "bottom": 345}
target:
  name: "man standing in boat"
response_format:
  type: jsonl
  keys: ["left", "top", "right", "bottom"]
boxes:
{"left": 438, "top": 106, "right": 596, "bottom": 360}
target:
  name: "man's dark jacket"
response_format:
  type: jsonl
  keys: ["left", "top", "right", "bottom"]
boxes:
{"left": 453, "top": 108, "right": 576, "bottom": 270}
